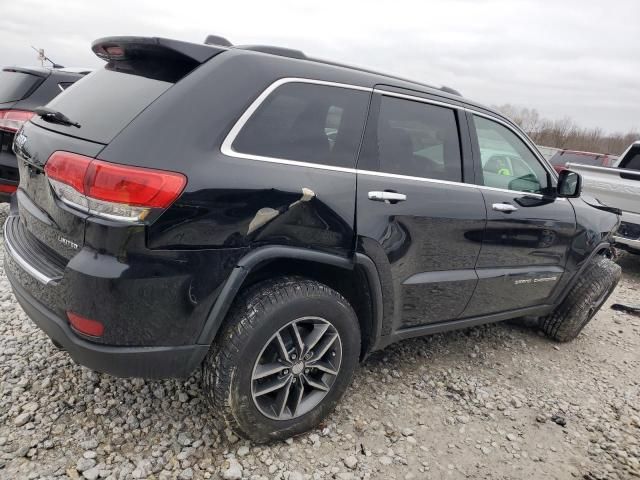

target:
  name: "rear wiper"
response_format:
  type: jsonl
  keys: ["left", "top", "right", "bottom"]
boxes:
{"left": 33, "top": 106, "right": 81, "bottom": 128}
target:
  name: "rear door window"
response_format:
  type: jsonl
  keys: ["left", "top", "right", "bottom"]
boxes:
{"left": 360, "top": 94, "right": 463, "bottom": 182}
{"left": 0, "top": 70, "right": 42, "bottom": 103}
{"left": 31, "top": 68, "right": 172, "bottom": 144}
{"left": 231, "top": 82, "right": 370, "bottom": 168}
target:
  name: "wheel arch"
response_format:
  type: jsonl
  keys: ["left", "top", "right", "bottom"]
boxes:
{"left": 553, "top": 241, "right": 615, "bottom": 307}
{"left": 197, "top": 246, "right": 384, "bottom": 360}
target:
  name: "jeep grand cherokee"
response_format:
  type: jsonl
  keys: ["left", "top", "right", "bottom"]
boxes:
{"left": 4, "top": 35, "right": 621, "bottom": 442}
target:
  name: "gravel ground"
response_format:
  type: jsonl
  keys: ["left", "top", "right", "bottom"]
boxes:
{"left": 1, "top": 202, "right": 639, "bottom": 480}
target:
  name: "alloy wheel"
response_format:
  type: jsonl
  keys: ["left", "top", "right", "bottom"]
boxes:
{"left": 251, "top": 316, "right": 342, "bottom": 420}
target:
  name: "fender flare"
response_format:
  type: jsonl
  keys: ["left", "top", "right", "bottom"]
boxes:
{"left": 553, "top": 241, "right": 614, "bottom": 307}
{"left": 196, "top": 246, "right": 384, "bottom": 352}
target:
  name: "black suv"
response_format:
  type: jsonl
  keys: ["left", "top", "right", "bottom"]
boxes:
{"left": 4, "top": 36, "right": 622, "bottom": 442}
{"left": 0, "top": 66, "right": 90, "bottom": 202}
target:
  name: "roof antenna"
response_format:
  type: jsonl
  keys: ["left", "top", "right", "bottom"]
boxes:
{"left": 31, "top": 46, "right": 65, "bottom": 69}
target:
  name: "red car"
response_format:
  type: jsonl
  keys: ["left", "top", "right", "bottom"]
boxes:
{"left": 548, "top": 149, "right": 617, "bottom": 174}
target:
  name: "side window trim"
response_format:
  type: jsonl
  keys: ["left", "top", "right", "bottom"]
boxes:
{"left": 220, "top": 77, "right": 373, "bottom": 173}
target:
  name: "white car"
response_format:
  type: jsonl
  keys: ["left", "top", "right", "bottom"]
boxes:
{"left": 567, "top": 141, "right": 640, "bottom": 254}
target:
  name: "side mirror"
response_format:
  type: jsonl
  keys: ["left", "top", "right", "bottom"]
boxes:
{"left": 557, "top": 170, "right": 582, "bottom": 198}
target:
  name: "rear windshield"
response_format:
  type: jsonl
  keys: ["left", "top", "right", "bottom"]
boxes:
{"left": 31, "top": 68, "right": 172, "bottom": 144}
{"left": 549, "top": 152, "right": 603, "bottom": 166}
{"left": 0, "top": 70, "right": 42, "bottom": 103}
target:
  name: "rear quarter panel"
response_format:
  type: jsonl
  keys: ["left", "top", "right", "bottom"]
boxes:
{"left": 99, "top": 51, "right": 367, "bottom": 254}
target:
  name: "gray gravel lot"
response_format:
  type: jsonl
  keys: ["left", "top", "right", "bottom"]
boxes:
{"left": 1, "top": 203, "right": 639, "bottom": 480}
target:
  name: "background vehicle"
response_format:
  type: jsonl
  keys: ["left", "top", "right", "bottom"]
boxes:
{"left": 0, "top": 66, "right": 90, "bottom": 202}
{"left": 4, "top": 35, "right": 621, "bottom": 442}
{"left": 537, "top": 145, "right": 561, "bottom": 161}
{"left": 549, "top": 148, "right": 618, "bottom": 174}
{"left": 567, "top": 141, "right": 640, "bottom": 254}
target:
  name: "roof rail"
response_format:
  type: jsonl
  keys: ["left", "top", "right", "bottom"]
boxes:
{"left": 440, "top": 86, "right": 462, "bottom": 96}
{"left": 204, "top": 35, "right": 232, "bottom": 47}
{"left": 202, "top": 35, "right": 462, "bottom": 96}
{"left": 236, "top": 45, "right": 306, "bottom": 60}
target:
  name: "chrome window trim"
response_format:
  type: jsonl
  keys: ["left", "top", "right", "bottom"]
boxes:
{"left": 372, "top": 88, "right": 463, "bottom": 110}
{"left": 3, "top": 217, "right": 58, "bottom": 285}
{"left": 220, "top": 78, "right": 564, "bottom": 200}
{"left": 356, "top": 168, "right": 554, "bottom": 199}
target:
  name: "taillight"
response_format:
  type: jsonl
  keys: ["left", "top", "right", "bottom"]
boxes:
{"left": 0, "top": 110, "right": 35, "bottom": 133}
{"left": 67, "top": 311, "right": 104, "bottom": 337}
{"left": 45, "top": 151, "right": 187, "bottom": 222}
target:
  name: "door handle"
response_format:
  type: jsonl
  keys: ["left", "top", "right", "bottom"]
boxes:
{"left": 492, "top": 202, "right": 518, "bottom": 213}
{"left": 368, "top": 191, "right": 407, "bottom": 203}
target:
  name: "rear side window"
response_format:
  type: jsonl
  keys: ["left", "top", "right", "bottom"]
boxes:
{"left": 31, "top": 68, "right": 172, "bottom": 144}
{"left": 232, "top": 83, "right": 370, "bottom": 168}
{"left": 361, "top": 95, "right": 462, "bottom": 182}
{"left": 0, "top": 71, "right": 42, "bottom": 103}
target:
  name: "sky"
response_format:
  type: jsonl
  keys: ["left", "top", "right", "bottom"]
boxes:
{"left": 1, "top": 0, "right": 638, "bottom": 133}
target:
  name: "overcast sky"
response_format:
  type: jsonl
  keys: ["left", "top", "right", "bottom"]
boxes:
{"left": 1, "top": 0, "right": 638, "bottom": 133}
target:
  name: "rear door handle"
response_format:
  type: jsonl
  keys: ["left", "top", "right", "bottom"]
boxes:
{"left": 492, "top": 202, "right": 518, "bottom": 213}
{"left": 368, "top": 191, "right": 407, "bottom": 203}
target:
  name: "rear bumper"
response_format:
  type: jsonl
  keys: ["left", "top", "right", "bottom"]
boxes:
{"left": 6, "top": 267, "right": 209, "bottom": 378}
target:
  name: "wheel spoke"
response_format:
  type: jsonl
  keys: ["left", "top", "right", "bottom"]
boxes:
{"left": 291, "top": 322, "right": 305, "bottom": 355}
{"left": 274, "top": 332, "right": 291, "bottom": 363}
{"left": 302, "top": 374, "right": 329, "bottom": 392}
{"left": 303, "top": 322, "right": 330, "bottom": 353}
{"left": 274, "top": 377, "right": 293, "bottom": 417}
{"left": 254, "top": 375, "right": 290, "bottom": 397}
{"left": 309, "top": 332, "right": 338, "bottom": 362}
{"left": 291, "top": 380, "right": 305, "bottom": 416}
{"left": 253, "top": 362, "right": 287, "bottom": 380}
{"left": 307, "top": 360, "right": 339, "bottom": 376}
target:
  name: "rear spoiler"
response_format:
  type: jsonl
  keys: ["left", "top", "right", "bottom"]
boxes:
{"left": 2, "top": 66, "right": 51, "bottom": 78}
{"left": 91, "top": 36, "right": 226, "bottom": 64}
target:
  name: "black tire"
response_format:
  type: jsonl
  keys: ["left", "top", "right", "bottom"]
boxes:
{"left": 202, "top": 276, "right": 360, "bottom": 443}
{"left": 541, "top": 256, "right": 621, "bottom": 342}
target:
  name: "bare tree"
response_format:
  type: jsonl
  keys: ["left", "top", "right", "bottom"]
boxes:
{"left": 494, "top": 104, "right": 639, "bottom": 155}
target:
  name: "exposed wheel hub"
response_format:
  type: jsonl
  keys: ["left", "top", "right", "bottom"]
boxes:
{"left": 251, "top": 316, "right": 342, "bottom": 420}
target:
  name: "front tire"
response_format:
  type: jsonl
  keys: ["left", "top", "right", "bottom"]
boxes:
{"left": 541, "top": 256, "right": 621, "bottom": 342}
{"left": 202, "top": 277, "right": 360, "bottom": 443}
